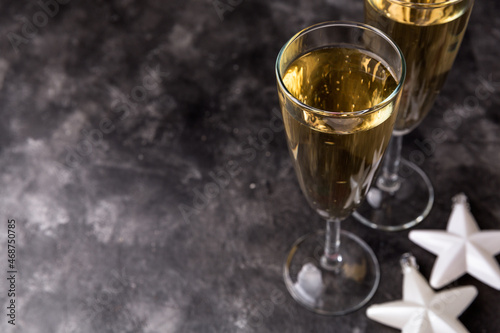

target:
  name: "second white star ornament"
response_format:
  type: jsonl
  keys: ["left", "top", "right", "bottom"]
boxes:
{"left": 367, "top": 254, "right": 477, "bottom": 333}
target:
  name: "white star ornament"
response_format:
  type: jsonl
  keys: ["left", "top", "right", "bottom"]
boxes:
{"left": 367, "top": 254, "right": 477, "bottom": 333}
{"left": 409, "top": 193, "right": 500, "bottom": 290}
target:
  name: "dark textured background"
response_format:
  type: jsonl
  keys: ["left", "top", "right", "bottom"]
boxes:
{"left": 0, "top": 0, "right": 499, "bottom": 332}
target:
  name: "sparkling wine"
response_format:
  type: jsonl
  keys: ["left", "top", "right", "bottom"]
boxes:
{"left": 365, "top": 0, "right": 473, "bottom": 134}
{"left": 281, "top": 47, "right": 400, "bottom": 219}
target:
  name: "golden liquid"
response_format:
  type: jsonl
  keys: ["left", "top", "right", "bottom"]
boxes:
{"left": 365, "top": 0, "right": 473, "bottom": 133}
{"left": 281, "top": 47, "right": 399, "bottom": 219}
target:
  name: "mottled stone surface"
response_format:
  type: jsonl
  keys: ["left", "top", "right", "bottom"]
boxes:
{"left": 0, "top": 0, "right": 499, "bottom": 332}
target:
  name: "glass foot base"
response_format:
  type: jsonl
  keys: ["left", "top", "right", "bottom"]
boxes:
{"left": 353, "top": 158, "right": 434, "bottom": 231}
{"left": 283, "top": 230, "right": 380, "bottom": 315}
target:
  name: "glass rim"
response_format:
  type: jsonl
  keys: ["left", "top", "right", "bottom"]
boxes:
{"left": 383, "top": 0, "right": 467, "bottom": 9}
{"left": 275, "top": 21, "right": 406, "bottom": 118}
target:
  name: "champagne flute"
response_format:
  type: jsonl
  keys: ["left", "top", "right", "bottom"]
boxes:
{"left": 276, "top": 21, "right": 405, "bottom": 315}
{"left": 354, "top": 0, "right": 474, "bottom": 231}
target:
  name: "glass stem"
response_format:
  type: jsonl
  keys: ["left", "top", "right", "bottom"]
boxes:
{"left": 320, "top": 218, "right": 343, "bottom": 271}
{"left": 377, "top": 134, "right": 403, "bottom": 193}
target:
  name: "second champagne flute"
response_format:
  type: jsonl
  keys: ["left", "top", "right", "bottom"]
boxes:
{"left": 354, "top": 0, "right": 474, "bottom": 231}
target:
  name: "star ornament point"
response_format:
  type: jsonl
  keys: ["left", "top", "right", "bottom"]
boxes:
{"left": 409, "top": 194, "right": 500, "bottom": 290}
{"left": 367, "top": 266, "right": 477, "bottom": 333}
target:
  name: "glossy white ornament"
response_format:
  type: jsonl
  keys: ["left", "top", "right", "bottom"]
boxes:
{"left": 409, "top": 193, "right": 500, "bottom": 290}
{"left": 367, "top": 254, "right": 477, "bottom": 333}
